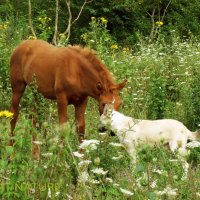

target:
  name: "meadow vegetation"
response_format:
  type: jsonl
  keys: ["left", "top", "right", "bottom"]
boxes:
{"left": 0, "top": 17, "right": 200, "bottom": 199}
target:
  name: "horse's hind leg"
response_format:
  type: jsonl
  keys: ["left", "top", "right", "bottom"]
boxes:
{"left": 10, "top": 81, "right": 26, "bottom": 146}
{"left": 75, "top": 97, "right": 88, "bottom": 142}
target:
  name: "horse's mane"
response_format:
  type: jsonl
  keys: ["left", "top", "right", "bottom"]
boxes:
{"left": 69, "top": 45, "right": 116, "bottom": 87}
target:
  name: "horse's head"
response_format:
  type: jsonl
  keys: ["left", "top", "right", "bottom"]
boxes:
{"left": 98, "top": 80, "right": 127, "bottom": 115}
{"left": 97, "top": 79, "right": 126, "bottom": 134}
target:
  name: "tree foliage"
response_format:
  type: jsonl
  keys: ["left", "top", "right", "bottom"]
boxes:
{"left": 0, "top": 0, "right": 200, "bottom": 45}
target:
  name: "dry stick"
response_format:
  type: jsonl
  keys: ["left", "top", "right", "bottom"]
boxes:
{"left": 64, "top": 0, "right": 72, "bottom": 41}
{"left": 52, "top": 0, "right": 59, "bottom": 45}
{"left": 154, "top": 0, "right": 171, "bottom": 39}
{"left": 64, "top": 0, "right": 93, "bottom": 41}
{"left": 71, "top": 0, "right": 93, "bottom": 27}
{"left": 147, "top": 0, "right": 171, "bottom": 42}
{"left": 147, "top": 162, "right": 151, "bottom": 191}
{"left": 28, "top": 0, "right": 37, "bottom": 38}
{"left": 161, "top": 0, "right": 171, "bottom": 22}
{"left": 147, "top": 8, "right": 156, "bottom": 42}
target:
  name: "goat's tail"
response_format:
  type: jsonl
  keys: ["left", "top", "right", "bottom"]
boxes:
{"left": 189, "top": 130, "right": 200, "bottom": 141}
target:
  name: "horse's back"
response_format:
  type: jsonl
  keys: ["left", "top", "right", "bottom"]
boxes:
{"left": 10, "top": 40, "right": 55, "bottom": 72}
{"left": 10, "top": 40, "right": 99, "bottom": 99}
{"left": 10, "top": 40, "right": 60, "bottom": 97}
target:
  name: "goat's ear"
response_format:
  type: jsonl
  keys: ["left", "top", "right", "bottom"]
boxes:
{"left": 103, "top": 104, "right": 114, "bottom": 115}
{"left": 111, "top": 80, "right": 127, "bottom": 91}
{"left": 103, "top": 104, "right": 109, "bottom": 114}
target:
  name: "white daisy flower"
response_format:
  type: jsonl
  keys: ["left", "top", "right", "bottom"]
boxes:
{"left": 55, "top": 192, "right": 60, "bottom": 197}
{"left": 41, "top": 153, "right": 53, "bottom": 157}
{"left": 78, "top": 160, "right": 92, "bottom": 167}
{"left": 112, "top": 155, "right": 123, "bottom": 160}
{"left": 89, "top": 179, "right": 100, "bottom": 184}
{"left": 169, "top": 159, "right": 178, "bottom": 162}
{"left": 105, "top": 178, "right": 113, "bottom": 183}
{"left": 99, "top": 132, "right": 107, "bottom": 136}
{"left": 187, "top": 141, "right": 200, "bottom": 148}
{"left": 151, "top": 181, "right": 157, "bottom": 188}
{"left": 109, "top": 142, "right": 123, "bottom": 147}
{"left": 156, "top": 186, "right": 177, "bottom": 197}
{"left": 79, "top": 139, "right": 100, "bottom": 151}
{"left": 91, "top": 167, "right": 108, "bottom": 175}
{"left": 113, "top": 183, "right": 120, "bottom": 187}
{"left": 79, "top": 171, "right": 89, "bottom": 183}
{"left": 66, "top": 194, "right": 73, "bottom": 199}
{"left": 73, "top": 151, "right": 84, "bottom": 158}
{"left": 33, "top": 141, "right": 42, "bottom": 145}
{"left": 119, "top": 188, "right": 134, "bottom": 196}
{"left": 152, "top": 169, "right": 162, "bottom": 175}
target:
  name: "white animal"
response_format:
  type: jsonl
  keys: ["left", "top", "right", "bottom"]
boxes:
{"left": 100, "top": 104, "right": 199, "bottom": 162}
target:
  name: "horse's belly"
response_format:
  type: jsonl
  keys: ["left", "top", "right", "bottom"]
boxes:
{"left": 24, "top": 72, "right": 56, "bottom": 99}
{"left": 39, "top": 89, "right": 56, "bottom": 99}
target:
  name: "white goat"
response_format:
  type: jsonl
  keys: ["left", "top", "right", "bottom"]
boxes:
{"left": 100, "top": 104, "right": 199, "bottom": 162}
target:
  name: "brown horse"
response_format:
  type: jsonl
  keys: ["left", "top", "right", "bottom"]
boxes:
{"left": 9, "top": 40, "right": 126, "bottom": 152}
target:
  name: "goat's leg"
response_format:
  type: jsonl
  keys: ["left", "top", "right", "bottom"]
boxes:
{"left": 126, "top": 143, "right": 137, "bottom": 165}
{"left": 169, "top": 140, "right": 178, "bottom": 152}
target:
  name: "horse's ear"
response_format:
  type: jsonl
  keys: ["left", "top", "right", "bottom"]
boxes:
{"left": 112, "top": 80, "right": 127, "bottom": 91}
{"left": 96, "top": 82, "right": 103, "bottom": 91}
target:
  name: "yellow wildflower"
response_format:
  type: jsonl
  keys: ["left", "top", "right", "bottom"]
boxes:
{"left": 100, "top": 17, "right": 108, "bottom": 24}
{"left": 3, "top": 24, "right": 8, "bottom": 29}
{"left": 28, "top": 35, "right": 36, "bottom": 40}
{"left": 59, "top": 33, "right": 65, "bottom": 37}
{"left": 155, "top": 21, "right": 163, "bottom": 27}
{"left": 0, "top": 110, "right": 14, "bottom": 118}
{"left": 123, "top": 47, "right": 130, "bottom": 52}
{"left": 81, "top": 33, "right": 88, "bottom": 40}
{"left": 110, "top": 44, "right": 118, "bottom": 49}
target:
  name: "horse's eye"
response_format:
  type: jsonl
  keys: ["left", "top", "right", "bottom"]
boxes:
{"left": 96, "top": 82, "right": 103, "bottom": 91}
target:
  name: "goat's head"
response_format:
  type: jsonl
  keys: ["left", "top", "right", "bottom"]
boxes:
{"left": 99, "top": 103, "right": 115, "bottom": 135}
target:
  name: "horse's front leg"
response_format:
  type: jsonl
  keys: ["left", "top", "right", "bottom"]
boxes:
{"left": 75, "top": 97, "right": 88, "bottom": 142}
{"left": 29, "top": 108, "right": 40, "bottom": 160}
{"left": 56, "top": 92, "right": 68, "bottom": 124}
{"left": 56, "top": 92, "right": 68, "bottom": 143}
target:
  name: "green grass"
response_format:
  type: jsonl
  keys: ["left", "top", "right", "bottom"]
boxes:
{"left": 0, "top": 18, "right": 200, "bottom": 199}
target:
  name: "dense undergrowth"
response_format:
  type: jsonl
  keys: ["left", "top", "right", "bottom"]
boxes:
{"left": 0, "top": 17, "right": 200, "bottom": 199}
